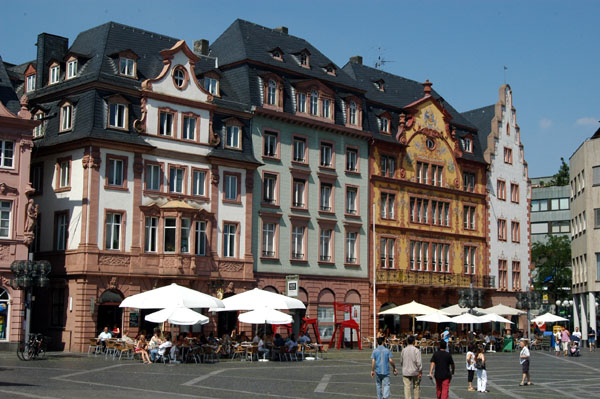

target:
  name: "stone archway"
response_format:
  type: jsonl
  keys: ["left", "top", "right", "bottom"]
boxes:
{"left": 97, "top": 289, "right": 124, "bottom": 337}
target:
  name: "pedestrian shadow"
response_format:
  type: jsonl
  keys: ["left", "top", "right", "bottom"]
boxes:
{"left": 0, "top": 381, "right": 37, "bottom": 387}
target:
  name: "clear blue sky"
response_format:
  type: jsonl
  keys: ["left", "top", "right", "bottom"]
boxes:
{"left": 2, "top": 0, "right": 598, "bottom": 177}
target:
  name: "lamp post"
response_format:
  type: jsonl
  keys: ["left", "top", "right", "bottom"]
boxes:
{"left": 458, "top": 286, "right": 484, "bottom": 313}
{"left": 516, "top": 291, "right": 541, "bottom": 340}
{"left": 555, "top": 299, "right": 574, "bottom": 331}
{"left": 9, "top": 259, "right": 51, "bottom": 343}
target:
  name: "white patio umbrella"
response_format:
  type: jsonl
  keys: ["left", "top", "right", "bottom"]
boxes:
{"left": 440, "top": 304, "right": 487, "bottom": 316}
{"left": 120, "top": 283, "right": 224, "bottom": 310}
{"left": 238, "top": 306, "right": 293, "bottom": 325}
{"left": 531, "top": 312, "right": 568, "bottom": 323}
{"left": 379, "top": 301, "right": 448, "bottom": 333}
{"left": 416, "top": 313, "right": 453, "bottom": 323}
{"left": 450, "top": 313, "right": 484, "bottom": 324}
{"left": 209, "top": 288, "right": 305, "bottom": 311}
{"left": 145, "top": 306, "right": 209, "bottom": 325}
{"left": 483, "top": 304, "right": 525, "bottom": 316}
{"left": 479, "top": 313, "right": 514, "bottom": 324}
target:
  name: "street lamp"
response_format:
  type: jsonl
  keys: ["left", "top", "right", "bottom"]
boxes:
{"left": 555, "top": 299, "right": 573, "bottom": 330}
{"left": 10, "top": 260, "right": 51, "bottom": 343}
{"left": 516, "top": 291, "right": 541, "bottom": 340}
{"left": 458, "top": 287, "right": 484, "bottom": 313}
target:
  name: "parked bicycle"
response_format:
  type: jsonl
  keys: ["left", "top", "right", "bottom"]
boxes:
{"left": 17, "top": 333, "right": 48, "bottom": 360}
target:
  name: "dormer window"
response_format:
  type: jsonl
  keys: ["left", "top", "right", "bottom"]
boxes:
{"left": 205, "top": 77, "right": 218, "bottom": 95}
{"left": 322, "top": 98, "right": 331, "bottom": 119}
{"left": 461, "top": 137, "right": 473, "bottom": 153}
{"left": 349, "top": 102, "right": 357, "bottom": 125}
{"left": 344, "top": 96, "right": 362, "bottom": 128}
{"left": 33, "top": 111, "right": 46, "bottom": 138}
{"left": 119, "top": 57, "right": 135, "bottom": 77}
{"left": 49, "top": 63, "right": 60, "bottom": 85}
{"left": 300, "top": 52, "right": 308, "bottom": 67}
{"left": 60, "top": 103, "right": 73, "bottom": 132}
{"left": 224, "top": 119, "right": 243, "bottom": 150}
{"left": 297, "top": 92, "right": 306, "bottom": 113}
{"left": 26, "top": 74, "right": 36, "bottom": 92}
{"left": 67, "top": 59, "right": 78, "bottom": 79}
{"left": 267, "top": 80, "right": 277, "bottom": 105}
{"left": 380, "top": 117, "right": 390, "bottom": 133}
{"left": 261, "top": 74, "right": 282, "bottom": 109}
{"left": 310, "top": 90, "right": 319, "bottom": 116}
{"left": 374, "top": 80, "right": 385, "bottom": 91}
{"left": 108, "top": 103, "right": 127, "bottom": 130}
{"left": 324, "top": 64, "right": 336, "bottom": 76}
{"left": 271, "top": 48, "right": 283, "bottom": 61}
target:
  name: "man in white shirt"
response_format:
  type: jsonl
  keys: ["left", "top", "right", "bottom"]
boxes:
{"left": 152, "top": 332, "right": 173, "bottom": 362}
{"left": 572, "top": 327, "right": 582, "bottom": 343}
{"left": 519, "top": 339, "right": 532, "bottom": 386}
{"left": 97, "top": 326, "right": 112, "bottom": 350}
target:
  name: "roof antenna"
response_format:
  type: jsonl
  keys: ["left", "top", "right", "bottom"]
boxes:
{"left": 374, "top": 46, "right": 395, "bottom": 69}
{"left": 503, "top": 65, "right": 508, "bottom": 84}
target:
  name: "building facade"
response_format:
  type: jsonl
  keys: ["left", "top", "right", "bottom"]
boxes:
{"left": 463, "top": 85, "right": 531, "bottom": 313}
{"left": 569, "top": 128, "right": 600, "bottom": 342}
{"left": 530, "top": 177, "right": 571, "bottom": 244}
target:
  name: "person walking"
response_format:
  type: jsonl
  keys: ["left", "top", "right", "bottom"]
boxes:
{"left": 429, "top": 340, "right": 455, "bottom": 399}
{"left": 588, "top": 327, "right": 596, "bottom": 352}
{"left": 475, "top": 346, "right": 488, "bottom": 393}
{"left": 553, "top": 328, "right": 561, "bottom": 356}
{"left": 560, "top": 327, "right": 570, "bottom": 356}
{"left": 519, "top": 338, "right": 533, "bottom": 386}
{"left": 465, "top": 344, "right": 476, "bottom": 392}
{"left": 400, "top": 335, "right": 422, "bottom": 399}
{"left": 371, "top": 336, "right": 398, "bottom": 399}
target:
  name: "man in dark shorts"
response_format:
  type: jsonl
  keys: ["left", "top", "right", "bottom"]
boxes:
{"left": 519, "top": 338, "right": 533, "bottom": 386}
{"left": 429, "top": 340, "right": 455, "bottom": 399}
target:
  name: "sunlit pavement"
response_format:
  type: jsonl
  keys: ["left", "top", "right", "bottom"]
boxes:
{"left": 1, "top": 348, "right": 599, "bottom": 398}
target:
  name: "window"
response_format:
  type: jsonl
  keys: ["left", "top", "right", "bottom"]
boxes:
{"left": 424, "top": 242, "right": 450, "bottom": 272}
{"left": 349, "top": 101, "right": 357, "bottom": 125}
{"left": 26, "top": 74, "right": 36, "bottom": 92}
{"left": 497, "top": 180, "right": 506, "bottom": 200}
{"left": 195, "top": 221, "right": 207, "bottom": 256}
{"left": 511, "top": 221, "right": 520, "bottom": 242}
{"left": 292, "top": 179, "right": 306, "bottom": 208}
{"left": 531, "top": 222, "right": 549, "bottom": 234}
{"left": 144, "top": 216, "right": 158, "bottom": 252}
{"left": 320, "top": 142, "right": 333, "bottom": 167}
{"left": 105, "top": 212, "right": 122, "bottom": 250}
{"left": 431, "top": 200, "right": 450, "bottom": 226}
{"left": 504, "top": 147, "right": 513, "bottom": 164}
{"left": 463, "top": 172, "right": 475, "bottom": 192}
{"left": 173, "top": 67, "right": 186, "bottom": 88}
{"left": 226, "top": 126, "right": 241, "bottom": 149}
{"left": 319, "top": 228, "right": 332, "bottom": 262}
{"left": 593, "top": 166, "right": 600, "bottom": 186}
{"left": 299, "top": 52, "right": 309, "bottom": 67}
{"left": 531, "top": 199, "right": 548, "bottom": 212}
{"left": 145, "top": 163, "right": 161, "bottom": 191}
{"left": 380, "top": 192, "right": 395, "bottom": 219}
{"left": 67, "top": 60, "right": 78, "bottom": 79}
{"left": 262, "top": 222, "right": 276, "bottom": 257}
{"left": 106, "top": 157, "right": 125, "bottom": 187}
{"left": 30, "top": 163, "right": 43, "bottom": 194}
{"left": 322, "top": 98, "right": 331, "bottom": 119}
{"left": 55, "top": 212, "right": 68, "bottom": 250}
{"left": 512, "top": 261, "right": 521, "bottom": 290}
{"left": 381, "top": 155, "right": 395, "bottom": 177}
{"left": 291, "top": 225, "right": 305, "bottom": 260}
{"left": 182, "top": 116, "right": 196, "bottom": 140}
{"left": 380, "top": 117, "right": 389, "bottom": 133}
{"left": 320, "top": 183, "right": 332, "bottom": 211}
{"left": 462, "top": 137, "right": 473, "bottom": 153}
{"left": 410, "top": 197, "right": 429, "bottom": 224}
{"left": 498, "top": 259, "right": 508, "bottom": 290}
{"left": 263, "top": 173, "right": 277, "bottom": 204}
{"left": 192, "top": 169, "right": 207, "bottom": 197}
{"left": 297, "top": 92, "right": 306, "bottom": 113}
{"left": 464, "top": 246, "right": 476, "bottom": 274}
{"left": 223, "top": 223, "right": 236, "bottom": 257}
{"left": 119, "top": 57, "right": 135, "bottom": 77}
{"left": 57, "top": 158, "right": 71, "bottom": 189}
{"left": 263, "top": 131, "right": 278, "bottom": 158}
{"left": 0, "top": 201, "right": 12, "bottom": 238}
{"left": 410, "top": 240, "right": 429, "bottom": 271}
{"left": 204, "top": 77, "right": 218, "bottom": 95}
{"left": 224, "top": 174, "right": 239, "bottom": 201}
{"left": 0, "top": 140, "right": 14, "bottom": 168}
{"left": 346, "top": 148, "right": 358, "bottom": 172}
{"left": 310, "top": 90, "right": 319, "bottom": 116}
{"left": 595, "top": 208, "right": 600, "bottom": 229}
{"left": 31, "top": 112, "right": 44, "bottom": 138}
{"left": 416, "top": 161, "right": 429, "bottom": 184}
{"left": 169, "top": 166, "right": 185, "bottom": 194}
{"left": 463, "top": 205, "right": 475, "bottom": 230}
{"left": 431, "top": 164, "right": 443, "bottom": 187}
{"left": 498, "top": 219, "right": 507, "bottom": 241}
{"left": 550, "top": 198, "right": 569, "bottom": 210}
{"left": 346, "top": 231, "right": 357, "bottom": 263}
{"left": 159, "top": 111, "right": 174, "bottom": 136}
{"left": 164, "top": 218, "right": 176, "bottom": 252}
{"left": 60, "top": 104, "right": 72, "bottom": 131}
{"left": 510, "top": 183, "right": 519, "bottom": 203}
{"left": 181, "top": 218, "right": 191, "bottom": 253}
{"left": 346, "top": 187, "right": 358, "bottom": 215}
{"left": 380, "top": 237, "right": 394, "bottom": 268}
{"left": 267, "top": 80, "right": 277, "bottom": 105}
{"left": 49, "top": 64, "right": 60, "bottom": 84}
{"left": 293, "top": 137, "right": 306, "bottom": 163}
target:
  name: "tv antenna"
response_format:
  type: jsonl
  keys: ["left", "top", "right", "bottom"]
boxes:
{"left": 374, "top": 46, "right": 395, "bottom": 69}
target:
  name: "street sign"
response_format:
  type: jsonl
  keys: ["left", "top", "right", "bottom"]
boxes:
{"left": 286, "top": 275, "right": 299, "bottom": 297}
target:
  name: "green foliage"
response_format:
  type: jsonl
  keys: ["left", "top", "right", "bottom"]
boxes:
{"left": 532, "top": 235, "right": 571, "bottom": 301}
{"left": 548, "top": 157, "right": 570, "bottom": 186}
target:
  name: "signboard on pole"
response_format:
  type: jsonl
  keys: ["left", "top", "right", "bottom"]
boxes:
{"left": 286, "top": 275, "right": 299, "bottom": 297}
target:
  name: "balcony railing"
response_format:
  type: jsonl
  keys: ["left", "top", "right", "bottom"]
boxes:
{"left": 262, "top": 250, "right": 275, "bottom": 258}
{"left": 319, "top": 255, "right": 332, "bottom": 262}
{"left": 377, "top": 269, "right": 495, "bottom": 289}
{"left": 292, "top": 252, "right": 304, "bottom": 260}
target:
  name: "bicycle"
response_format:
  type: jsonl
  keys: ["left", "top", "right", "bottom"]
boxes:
{"left": 17, "top": 333, "right": 48, "bottom": 360}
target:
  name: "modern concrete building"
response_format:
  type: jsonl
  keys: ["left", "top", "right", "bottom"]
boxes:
{"left": 530, "top": 178, "right": 570, "bottom": 244}
{"left": 569, "top": 127, "right": 600, "bottom": 343}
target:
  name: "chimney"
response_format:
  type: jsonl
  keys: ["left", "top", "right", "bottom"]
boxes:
{"left": 194, "top": 39, "right": 210, "bottom": 56}
{"left": 274, "top": 26, "right": 288, "bottom": 35}
{"left": 422, "top": 79, "right": 433, "bottom": 96}
{"left": 36, "top": 33, "right": 68, "bottom": 89}
{"left": 349, "top": 55, "right": 363, "bottom": 65}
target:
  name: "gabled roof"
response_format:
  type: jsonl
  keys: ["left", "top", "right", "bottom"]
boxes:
{"left": 461, "top": 105, "right": 495, "bottom": 153}
{"left": 0, "top": 56, "right": 20, "bottom": 114}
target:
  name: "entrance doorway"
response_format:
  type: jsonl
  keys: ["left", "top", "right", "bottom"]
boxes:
{"left": 217, "top": 293, "right": 238, "bottom": 337}
{"left": 97, "top": 290, "right": 123, "bottom": 336}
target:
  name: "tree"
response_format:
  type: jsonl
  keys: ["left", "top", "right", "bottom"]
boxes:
{"left": 532, "top": 235, "right": 571, "bottom": 302}
{"left": 549, "top": 157, "right": 570, "bottom": 186}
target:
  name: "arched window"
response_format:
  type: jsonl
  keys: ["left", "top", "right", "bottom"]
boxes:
{"left": 317, "top": 288, "right": 335, "bottom": 340}
{"left": 349, "top": 102, "right": 357, "bottom": 125}
{"left": 262, "top": 285, "right": 279, "bottom": 294}
{"left": 267, "top": 80, "right": 277, "bottom": 105}
{"left": 310, "top": 90, "right": 319, "bottom": 116}
{"left": 0, "top": 287, "right": 10, "bottom": 340}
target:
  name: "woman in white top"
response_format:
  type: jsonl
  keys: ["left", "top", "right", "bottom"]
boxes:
{"left": 476, "top": 346, "right": 488, "bottom": 393}
{"left": 466, "top": 343, "right": 476, "bottom": 392}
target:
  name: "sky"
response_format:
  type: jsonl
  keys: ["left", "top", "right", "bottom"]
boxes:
{"left": 1, "top": 0, "right": 598, "bottom": 177}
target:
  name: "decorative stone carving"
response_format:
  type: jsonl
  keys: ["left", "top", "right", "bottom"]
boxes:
{"left": 0, "top": 244, "right": 9, "bottom": 260}
{"left": 18, "top": 95, "right": 32, "bottom": 119}
{"left": 0, "top": 183, "right": 18, "bottom": 195}
{"left": 98, "top": 255, "right": 130, "bottom": 266}
{"left": 399, "top": 168, "right": 406, "bottom": 179}
{"left": 181, "top": 258, "right": 191, "bottom": 269}
{"left": 162, "top": 257, "right": 179, "bottom": 268}
{"left": 211, "top": 168, "right": 220, "bottom": 185}
{"left": 109, "top": 277, "right": 118, "bottom": 290}
{"left": 133, "top": 154, "right": 144, "bottom": 176}
{"left": 218, "top": 262, "right": 244, "bottom": 272}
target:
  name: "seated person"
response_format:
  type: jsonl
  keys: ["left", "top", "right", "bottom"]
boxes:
{"left": 285, "top": 334, "right": 298, "bottom": 352}
{"left": 274, "top": 333, "right": 285, "bottom": 348}
{"left": 298, "top": 331, "right": 311, "bottom": 345}
{"left": 151, "top": 332, "right": 173, "bottom": 362}
{"left": 257, "top": 334, "right": 269, "bottom": 358}
{"left": 135, "top": 335, "right": 151, "bottom": 364}
{"left": 148, "top": 328, "right": 162, "bottom": 351}
{"left": 252, "top": 333, "right": 261, "bottom": 344}
{"left": 121, "top": 331, "right": 134, "bottom": 344}
{"left": 112, "top": 324, "right": 120, "bottom": 338}
{"left": 207, "top": 332, "right": 218, "bottom": 345}
{"left": 569, "top": 341, "right": 580, "bottom": 357}
{"left": 97, "top": 326, "right": 112, "bottom": 348}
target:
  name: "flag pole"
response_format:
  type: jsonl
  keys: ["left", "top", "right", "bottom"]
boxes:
{"left": 372, "top": 203, "right": 376, "bottom": 344}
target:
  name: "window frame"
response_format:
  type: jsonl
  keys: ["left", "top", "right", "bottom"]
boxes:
{"left": 158, "top": 108, "right": 176, "bottom": 137}
{"left": 504, "top": 147, "right": 513, "bottom": 164}
{"left": 290, "top": 221, "right": 308, "bottom": 262}
{"left": 191, "top": 168, "right": 209, "bottom": 199}
{"left": 144, "top": 215, "right": 159, "bottom": 253}
{"left": 511, "top": 221, "right": 521, "bottom": 243}
{"left": 510, "top": 183, "right": 519, "bottom": 203}
{"left": 262, "top": 171, "right": 279, "bottom": 206}
{"left": 345, "top": 146, "right": 359, "bottom": 173}
{"left": 181, "top": 112, "right": 200, "bottom": 142}
{"left": 49, "top": 62, "right": 60, "bottom": 85}
{"left": 380, "top": 154, "right": 396, "bottom": 178}
{"left": 463, "top": 205, "right": 476, "bottom": 231}
{"left": 55, "top": 156, "right": 72, "bottom": 192}
{"left": 497, "top": 179, "right": 506, "bottom": 201}
{"left": 0, "top": 200, "right": 13, "bottom": 239}
{"left": 104, "top": 210, "right": 125, "bottom": 251}
{"left": 26, "top": 73, "right": 36, "bottom": 93}
{"left": 319, "top": 141, "right": 335, "bottom": 169}
{"left": 345, "top": 185, "right": 359, "bottom": 217}
{"left": 144, "top": 161, "right": 163, "bottom": 193}
{"left": 222, "top": 221, "right": 240, "bottom": 258}
{"left": 380, "top": 236, "right": 395, "bottom": 269}
{"left": 119, "top": 56, "right": 136, "bottom": 78}
{"left": 262, "top": 130, "right": 280, "bottom": 159}
{"left": 498, "top": 259, "right": 508, "bottom": 290}
{"left": 380, "top": 190, "right": 396, "bottom": 220}
{"left": 512, "top": 261, "right": 521, "bottom": 290}
{"left": 463, "top": 245, "right": 476, "bottom": 274}
{"left": 0, "top": 140, "right": 14, "bottom": 169}
{"left": 463, "top": 171, "right": 475, "bottom": 192}
{"left": 292, "top": 135, "right": 308, "bottom": 164}
{"left": 168, "top": 164, "right": 187, "bottom": 195}
{"left": 498, "top": 218, "right": 507, "bottom": 241}
{"left": 30, "top": 162, "right": 44, "bottom": 195}
{"left": 223, "top": 172, "right": 241, "bottom": 203}
{"left": 66, "top": 58, "right": 78, "bottom": 80}
{"left": 195, "top": 220, "right": 208, "bottom": 256}
{"left": 54, "top": 210, "right": 69, "bottom": 251}
{"left": 59, "top": 103, "right": 73, "bottom": 132}
{"left": 318, "top": 225, "right": 334, "bottom": 264}
{"left": 225, "top": 123, "right": 242, "bottom": 150}
{"left": 291, "top": 176, "right": 308, "bottom": 210}
{"left": 344, "top": 228, "right": 359, "bottom": 265}
{"left": 105, "top": 154, "right": 128, "bottom": 190}
{"left": 319, "top": 181, "right": 334, "bottom": 213}
{"left": 172, "top": 65, "right": 189, "bottom": 90}
{"left": 297, "top": 92, "right": 307, "bottom": 113}
{"left": 260, "top": 217, "right": 279, "bottom": 259}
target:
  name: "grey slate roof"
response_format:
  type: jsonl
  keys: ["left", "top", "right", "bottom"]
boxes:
{"left": 0, "top": 56, "right": 20, "bottom": 114}
{"left": 461, "top": 105, "right": 495, "bottom": 154}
